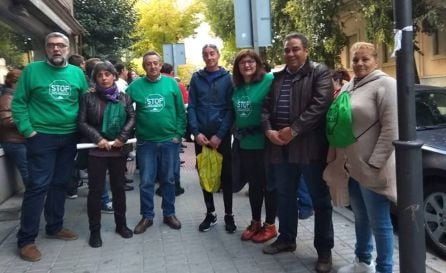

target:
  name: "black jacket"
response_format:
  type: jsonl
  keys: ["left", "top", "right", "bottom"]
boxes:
{"left": 261, "top": 59, "right": 333, "bottom": 164}
{"left": 78, "top": 91, "right": 135, "bottom": 145}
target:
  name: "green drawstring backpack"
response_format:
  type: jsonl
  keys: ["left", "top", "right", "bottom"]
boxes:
{"left": 326, "top": 91, "right": 356, "bottom": 148}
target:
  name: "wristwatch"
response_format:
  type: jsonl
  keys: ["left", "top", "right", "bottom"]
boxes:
{"left": 291, "top": 128, "right": 298, "bottom": 137}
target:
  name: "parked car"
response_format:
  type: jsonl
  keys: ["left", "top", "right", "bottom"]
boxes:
{"left": 414, "top": 84, "right": 446, "bottom": 257}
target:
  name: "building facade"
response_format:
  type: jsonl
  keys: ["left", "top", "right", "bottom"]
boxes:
{"left": 339, "top": 0, "right": 446, "bottom": 86}
{"left": 0, "top": 0, "right": 84, "bottom": 205}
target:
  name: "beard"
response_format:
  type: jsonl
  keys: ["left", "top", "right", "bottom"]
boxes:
{"left": 48, "top": 55, "right": 66, "bottom": 66}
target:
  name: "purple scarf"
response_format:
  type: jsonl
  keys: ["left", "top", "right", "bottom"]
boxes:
{"left": 95, "top": 83, "right": 119, "bottom": 102}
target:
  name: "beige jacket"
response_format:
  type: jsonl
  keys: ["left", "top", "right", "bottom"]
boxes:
{"left": 323, "top": 70, "right": 398, "bottom": 206}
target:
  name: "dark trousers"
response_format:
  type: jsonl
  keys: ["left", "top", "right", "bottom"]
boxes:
{"left": 272, "top": 162, "right": 334, "bottom": 255}
{"left": 87, "top": 155, "right": 127, "bottom": 231}
{"left": 0, "top": 142, "right": 28, "bottom": 185}
{"left": 195, "top": 134, "right": 233, "bottom": 214}
{"left": 17, "top": 133, "right": 77, "bottom": 247}
{"left": 240, "top": 149, "right": 277, "bottom": 224}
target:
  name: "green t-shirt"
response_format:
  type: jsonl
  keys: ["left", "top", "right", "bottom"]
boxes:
{"left": 12, "top": 61, "right": 88, "bottom": 137}
{"left": 126, "top": 75, "right": 186, "bottom": 142}
{"left": 232, "top": 73, "right": 273, "bottom": 149}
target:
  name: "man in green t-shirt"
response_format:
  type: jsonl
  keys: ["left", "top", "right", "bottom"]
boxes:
{"left": 12, "top": 32, "right": 88, "bottom": 262}
{"left": 126, "top": 51, "right": 186, "bottom": 234}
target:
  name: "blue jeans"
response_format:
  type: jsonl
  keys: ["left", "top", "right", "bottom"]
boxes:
{"left": 298, "top": 176, "right": 313, "bottom": 213}
{"left": 101, "top": 182, "right": 111, "bottom": 205}
{"left": 137, "top": 140, "right": 179, "bottom": 219}
{"left": 271, "top": 162, "right": 334, "bottom": 255}
{"left": 1, "top": 142, "right": 28, "bottom": 185}
{"left": 17, "top": 133, "right": 78, "bottom": 247}
{"left": 348, "top": 178, "right": 394, "bottom": 273}
{"left": 174, "top": 147, "right": 180, "bottom": 186}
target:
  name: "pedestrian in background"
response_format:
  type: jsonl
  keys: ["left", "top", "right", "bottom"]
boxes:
{"left": 0, "top": 69, "right": 27, "bottom": 185}
{"left": 188, "top": 44, "right": 236, "bottom": 233}
{"left": 114, "top": 63, "right": 128, "bottom": 92}
{"left": 261, "top": 32, "right": 334, "bottom": 273}
{"left": 231, "top": 49, "right": 277, "bottom": 243}
{"left": 324, "top": 42, "right": 397, "bottom": 273}
{"left": 332, "top": 68, "right": 351, "bottom": 98}
{"left": 158, "top": 62, "right": 186, "bottom": 196}
{"left": 12, "top": 32, "right": 88, "bottom": 262}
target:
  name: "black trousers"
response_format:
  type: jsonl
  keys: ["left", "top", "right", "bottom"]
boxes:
{"left": 87, "top": 155, "right": 127, "bottom": 231}
{"left": 194, "top": 134, "right": 233, "bottom": 214}
{"left": 240, "top": 148, "right": 277, "bottom": 224}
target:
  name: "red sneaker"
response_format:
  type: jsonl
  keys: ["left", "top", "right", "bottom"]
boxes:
{"left": 241, "top": 220, "right": 261, "bottom": 241}
{"left": 252, "top": 223, "right": 277, "bottom": 243}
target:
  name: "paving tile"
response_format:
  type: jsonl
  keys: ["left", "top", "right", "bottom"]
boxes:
{"left": 0, "top": 145, "right": 445, "bottom": 273}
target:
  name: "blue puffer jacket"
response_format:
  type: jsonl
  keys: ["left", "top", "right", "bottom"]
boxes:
{"left": 187, "top": 67, "right": 233, "bottom": 139}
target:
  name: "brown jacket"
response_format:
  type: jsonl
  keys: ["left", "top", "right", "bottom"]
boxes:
{"left": 261, "top": 59, "right": 333, "bottom": 164}
{"left": 0, "top": 88, "right": 25, "bottom": 143}
{"left": 323, "top": 70, "right": 398, "bottom": 206}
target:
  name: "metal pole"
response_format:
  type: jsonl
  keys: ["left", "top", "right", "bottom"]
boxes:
{"left": 393, "top": 0, "right": 426, "bottom": 272}
{"left": 249, "top": 0, "right": 259, "bottom": 54}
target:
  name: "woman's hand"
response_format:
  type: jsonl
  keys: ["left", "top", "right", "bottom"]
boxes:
{"left": 97, "top": 138, "right": 111, "bottom": 150}
{"left": 209, "top": 135, "right": 221, "bottom": 149}
{"left": 112, "top": 138, "right": 124, "bottom": 148}
{"left": 195, "top": 133, "right": 209, "bottom": 146}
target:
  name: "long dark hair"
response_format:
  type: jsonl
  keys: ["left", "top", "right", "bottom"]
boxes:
{"left": 232, "top": 49, "right": 266, "bottom": 87}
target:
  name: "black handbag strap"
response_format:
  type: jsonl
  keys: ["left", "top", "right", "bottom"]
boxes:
{"left": 356, "top": 120, "right": 379, "bottom": 139}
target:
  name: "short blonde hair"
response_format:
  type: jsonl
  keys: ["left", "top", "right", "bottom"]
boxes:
{"left": 350, "top": 42, "right": 378, "bottom": 59}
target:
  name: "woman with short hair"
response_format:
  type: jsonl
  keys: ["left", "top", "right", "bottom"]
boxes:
{"left": 324, "top": 42, "right": 397, "bottom": 273}
{"left": 78, "top": 61, "right": 135, "bottom": 248}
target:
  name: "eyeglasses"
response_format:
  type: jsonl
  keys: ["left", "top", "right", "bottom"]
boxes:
{"left": 239, "top": 59, "right": 256, "bottom": 66}
{"left": 46, "top": 43, "right": 68, "bottom": 49}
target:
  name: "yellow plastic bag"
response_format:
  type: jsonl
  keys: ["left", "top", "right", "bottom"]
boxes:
{"left": 197, "top": 146, "right": 223, "bottom": 193}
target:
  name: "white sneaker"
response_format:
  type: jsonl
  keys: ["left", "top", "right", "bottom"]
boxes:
{"left": 337, "top": 257, "right": 375, "bottom": 273}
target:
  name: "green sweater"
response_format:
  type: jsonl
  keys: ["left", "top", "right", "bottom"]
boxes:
{"left": 12, "top": 61, "right": 88, "bottom": 137}
{"left": 126, "top": 75, "right": 186, "bottom": 142}
{"left": 232, "top": 73, "right": 273, "bottom": 149}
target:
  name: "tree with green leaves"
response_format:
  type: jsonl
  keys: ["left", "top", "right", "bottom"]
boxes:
{"left": 284, "top": 0, "right": 347, "bottom": 68}
{"left": 356, "top": 0, "right": 446, "bottom": 82}
{"left": 132, "top": 0, "right": 201, "bottom": 56}
{"left": 358, "top": 0, "right": 446, "bottom": 45}
{"left": 199, "top": 0, "right": 238, "bottom": 65}
{"left": 0, "top": 24, "right": 26, "bottom": 68}
{"left": 73, "top": 0, "right": 138, "bottom": 60}
{"left": 266, "top": 0, "right": 296, "bottom": 66}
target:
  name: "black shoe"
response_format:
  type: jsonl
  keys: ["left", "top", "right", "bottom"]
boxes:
{"left": 116, "top": 226, "right": 133, "bottom": 238}
{"left": 180, "top": 160, "right": 186, "bottom": 165}
{"left": 315, "top": 253, "right": 332, "bottom": 273}
{"left": 155, "top": 187, "right": 162, "bottom": 196}
{"left": 224, "top": 214, "right": 236, "bottom": 233}
{"left": 89, "top": 231, "right": 102, "bottom": 248}
{"left": 123, "top": 184, "right": 134, "bottom": 191}
{"left": 180, "top": 149, "right": 185, "bottom": 153}
{"left": 175, "top": 186, "right": 185, "bottom": 196}
{"left": 125, "top": 177, "right": 133, "bottom": 184}
{"left": 262, "top": 239, "right": 296, "bottom": 254}
{"left": 181, "top": 143, "right": 187, "bottom": 148}
{"left": 198, "top": 212, "right": 217, "bottom": 232}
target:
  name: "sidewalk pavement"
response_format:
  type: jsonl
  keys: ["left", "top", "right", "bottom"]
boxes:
{"left": 0, "top": 144, "right": 444, "bottom": 273}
